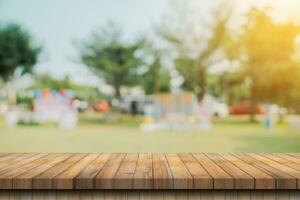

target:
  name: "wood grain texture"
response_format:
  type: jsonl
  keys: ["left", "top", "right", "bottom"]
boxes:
{"left": 165, "top": 153, "right": 193, "bottom": 189}
{"left": 114, "top": 153, "right": 139, "bottom": 189}
{"left": 53, "top": 154, "right": 98, "bottom": 189}
{"left": 178, "top": 153, "right": 213, "bottom": 189}
{"left": 206, "top": 153, "right": 254, "bottom": 189}
{"left": 152, "top": 153, "right": 173, "bottom": 189}
{"left": 193, "top": 153, "right": 234, "bottom": 189}
{"left": 0, "top": 153, "right": 298, "bottom": 190}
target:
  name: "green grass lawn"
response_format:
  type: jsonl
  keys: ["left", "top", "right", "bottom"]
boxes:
{"left": 0, "top": 113, "right": 299, "bottom": 153}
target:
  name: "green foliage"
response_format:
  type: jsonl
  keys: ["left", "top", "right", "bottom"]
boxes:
{"left": 236, "top": 8, "right": 300, "bottom": 115}
{"left": 78, "top": 24, "right": 145, "bottom": 98}
{"left": 159, "top": 5, "right": 231, "bottom": 101}
{"left": 139, "top": 42, "right": 171, "bottom": 94}
{"left": 0, "top": 24, "right": 41, "bottom": 81}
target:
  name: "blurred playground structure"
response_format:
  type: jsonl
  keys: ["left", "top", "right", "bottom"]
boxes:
{"left": 5, "top": 88, "right": 78, "bottom": 129}
{"left": 140, "top": 92, "right": 229, "bottom": 131}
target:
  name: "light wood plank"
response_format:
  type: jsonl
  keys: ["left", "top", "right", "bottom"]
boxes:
{"left": 13, "top": 153, "right": 71, "bottom": 189}
{"left": 0, "top": 154, "right": 48, "bottom": 189}
{"left": 0, "top": 153, "right": 40, "bottom": 175}
{"left": 261, "top": 153, "right": 300, "bottom": 172}
{"left": 247, "top": 153, "right": 300, "bottom": 189}
{"left": 75, "top": 153, "right": 111, "bottom": 189}
{"left": 53, "top": 153, "right": 98, "bottom": 189}
{"left": 133, "top": 153, "right": 153, "bottom": 189}
{"left": 165, "top": 153, "right": 193, "bottom": 189}
{"left": 114, "top": 153, "right": 139, "bottom": 189}
{"left": 193, "top": 153, "right": 233, "bottom": 189}
{"left": 206, "top": 153, "right": 254, "bottom": 189}
{"left": 236, "top": 153, "right": 296, "bottom": 189}
{"left": 223, "top": 153, "right": 275, "bottom": 189}
{"left": 178, "top": 153, "right": 213, "bottom": 189}
{"left": 95, "top": 153, "right": 125, "bottom": 189}
{"left": 33, "top": 153, "right": 87, "bottom": 189}
{"left": 152, "top": 153, "right": 173, "bottom": 189}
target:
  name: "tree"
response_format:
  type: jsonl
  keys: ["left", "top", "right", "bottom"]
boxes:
{"left": 139, "top": 42, "right": 170, "bottom": 94}
{"left": 77, "top": 24, "right": 144, "bottom": 99}
{"left": 237, "top": 8, "right": 300, "bottom": 121}
{"left": 0, "top": 24, "right": 41, "bottom": 81}
{"left": 159, "top": 3, "right": 231, "bottom": 101}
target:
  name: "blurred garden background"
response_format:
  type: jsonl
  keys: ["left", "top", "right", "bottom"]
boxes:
{"left": 1, "top": 0, "right": 300, "bottom": 152}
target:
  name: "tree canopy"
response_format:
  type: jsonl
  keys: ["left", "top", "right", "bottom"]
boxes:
{"left": 159, "top": 4, "right": 231, "bottom": 101}
{"left": 236, "top": 8, "right": 300, "bottom": 119}
{"left": 0, "top": 24, "right": 41, "bottom": 81}
{"left": 78, "top": 24, "right": 145, "bottom": 98}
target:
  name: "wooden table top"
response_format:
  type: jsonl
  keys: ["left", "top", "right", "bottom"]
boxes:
{"left": 0, "top": 153, "right": 299, "bottom": 190}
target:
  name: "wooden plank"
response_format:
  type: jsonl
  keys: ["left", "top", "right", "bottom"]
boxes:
{"left": 113, "top": 153, "right": 139, "bottom": 189}
{"left": 95, "top": 153, "right": 125, "bottom": 189}
{"left": 288, "top": 153, "right": 300, "bottom": 158}
{"left": 133, "top": 153, "right": 153, "bottom": 189}
{"left": 0, "top": 153, "right": 20, "bottom": 162}
{"left": 277, "top": 153, "right": 300, "bottom": 164}
{"left": 0, "top": 153, "right": 48, "bottom": 189}
{"left": 53, "top": 153, "right": 98, "bottom": 189}
{"left": 13, "top": 153, "right": 72, "bottom": 189}
{"left": 206, "top": 153, "right": 254, "bottom": 189}
{"left": 193, "top": 153, "right": 233, "bottom": 189}
{"left": 75, "top": 153, "right": 111, "bottom": 189}
{"left": 152, "top": 153, "right": 173, "bottom": 189}
{"left": 236, "top": 153, "right": 296, "bottom": 189}
{"left": 165, "top": 153, "right": 193, "bottom": 189}
{"left": 0, "top": 153, "right": 39, "bottom": 174}
{"left": 178, "top": 153, "right": 213, "bottom": 189}
{"left": 33, "top": 153, "right": 87, "bottom": 189}
{"left": 250, "top": 153, "right": 300, "bottom": 189}
{"left": 264, "top": 153, "right": 300, "bottom": 171}
{"left": 223, "top": 153, "right": 275, "bottom": 189}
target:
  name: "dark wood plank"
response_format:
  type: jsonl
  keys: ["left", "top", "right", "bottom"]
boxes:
{"left": 193, "top": 153, "right": 234, "bottom": 189}
{"left": 236, "top": 153, "right": 296, "bottom": 189}
{"left": 94, "top": 153, "right": 125, "bottom": 189}
{"left": 152, "top": 153, "right": 173, "bottom": 189}
{"left": 33, "top": 153, "right": 87, "bottom": 189}
{"left": 113, "top": 153, "right": 139, "bottom": 189}
{"left": 13, "top": 153, "right": 72, "bottom": 189}
{"left": 223, "top": 153, "right": 275, "bottom": 189}
{"left": 165, "top": 153, "right": 193, "bottom": 189}
{"left": 133, "top": 153, "right": 153, "bottom": 189}
{"left": 53, "top": 153, "right": 99, "bottom": 189}
{"left": 205, "top": 153, "right": 254, "bottom": 189}
{"left": 178, "top": 153, "right": 213, "bottom": 189}
{"left": 75, "top": 153, "right": 111, "bottom": 189}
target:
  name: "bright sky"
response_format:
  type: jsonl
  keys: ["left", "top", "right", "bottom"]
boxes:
{"left": 1, "top": 0, "right": 300, "bottom": 86}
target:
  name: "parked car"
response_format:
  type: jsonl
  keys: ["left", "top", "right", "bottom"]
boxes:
{"left": 93, "top": 100, "right": 110, "bottom": 112}
{"left": 230, "top": 103, "right": 265, "bottom": 115}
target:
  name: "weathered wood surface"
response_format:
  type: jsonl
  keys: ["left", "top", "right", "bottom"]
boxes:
{"left": 0, "top": 153, "right": 300, "bottom": 190}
